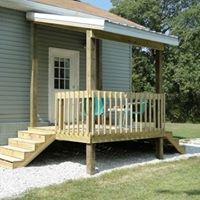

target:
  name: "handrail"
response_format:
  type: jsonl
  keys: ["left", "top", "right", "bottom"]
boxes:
{"left": 55, "top": 90, "right": 165, "bottom": 136}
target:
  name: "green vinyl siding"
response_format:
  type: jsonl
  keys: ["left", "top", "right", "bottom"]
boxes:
{"left": 0, "top": 7, "right": 31, "bottom": 123}
{"left": 102, "top": 40, "right": 132, "bottom": 91}
{"left": 0, "top": 7, "right": 132, "bottom": 126}
{"left": 35, "top": 25, "right": 86, "bottom": 121}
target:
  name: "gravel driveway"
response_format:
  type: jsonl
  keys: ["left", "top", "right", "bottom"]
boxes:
{"left": 0, "top": 139, "right": 200, "bottom": 199}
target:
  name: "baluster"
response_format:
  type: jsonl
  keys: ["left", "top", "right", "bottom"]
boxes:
{"left": 149, "top": 93, "right": 152, "bottom": 131}
{"left": 144, "top": 93, "right": 147, "bottom": 132}
{"left": 67, "top": 92, "right": 70, "bottom": 134}
{"left": 77, "top": 91, "right": 80, "bottom": 134}
{"left": 158, "top": 94, "right": 161, "bottom": 130}
{"left": 91, "top": 91, "right": 95, "bottom": 135}
{"left": 140, "top": 94, "right": 143, "bottom": 132}
{"left": 153, "top": 94, "right": 156, "bottom": 131}
{"left": 81, "top": 91, "right": 84, "bottom": 135}
{"left": 130, "top": 93, "right": 133, "bottom": 132}
{"left": 55, "top": 92, "right": 58, "bottom": 131}
{"left": 109, "top": 92, "right": 112, "bottom": 134}
{"left": 120, "top": 92, "right": 123, "bottom": 133}
{"left": 98, "top": 91, "right": 100, "bottom": 135}
{"left": 62, "top": 92, "right": 65, "bottom": 132}
{"left": 103, "top": 91, "right": 106, "bottom": 135}
{"left": 86, "top": 91, "right": 90, "bottom": 135}
{"left": 58, "top": 93, "right": 62, "bottom": 131}
{"left": 125, "top": 94, "right": 128, "bottom": 133}
{"left": 115, "top": 92, "right": 117, "bottom": 134}
{"left": 135, "top": 93, "right": 138, "bottom": 132}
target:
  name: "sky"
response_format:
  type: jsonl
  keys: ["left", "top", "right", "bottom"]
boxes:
{"left": 82, "top": 0, "right": 112, "bottom": 10}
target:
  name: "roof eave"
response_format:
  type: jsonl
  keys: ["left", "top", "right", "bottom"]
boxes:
{"left": 104, "top": 21, "right": 179, "bottom": 46}
{"left": 26, "top": 12, "right": 179, "bottom": 47}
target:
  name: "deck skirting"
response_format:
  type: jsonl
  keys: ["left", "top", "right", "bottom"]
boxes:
{"left": 30, "top": 127, "right": 164, "bottom": 144}
{"left": 56, "top": 133, "right": 91, "bottom": 143}
{"left": 55, "top": 131, "right": 163, "bottom": 144}
{"left": 90, "top": 131, "right": 163, "bottom": 143}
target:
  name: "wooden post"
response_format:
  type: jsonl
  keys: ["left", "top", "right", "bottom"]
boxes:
{"left": 30, "top": 23, "right": 38, "bottom": 127}
{"left": 155, "top": 50, "right": 163, "bottom": 94}
{"left": 86, "top": 144, "right": 96, "bottom": 175}
{"left": 59, "top": 99, "right": 64, "bottom": 130}
{"left": 96, "top": 39, "right": 102, "bottom": 90}
{"left": 155, "top": 50, "right": 164, "bottom": 159}
{"left": 86, "top": 30, "right": 97, "bottom": 91}
{"left": 155, "top": 137, "right": 164, "bottom": 159}
{"left": 86, "top": 30, "right": 96, "bottom": 174}
{"left": 86, "top": 29, "right": 96, "bottom": 132}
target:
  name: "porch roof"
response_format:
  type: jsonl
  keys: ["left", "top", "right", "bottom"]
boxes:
{"left": 26, "top": 12, "right": 179, "bottom": 50}
{"left": 0, "top": 0, "right": 179, "bottom": 49}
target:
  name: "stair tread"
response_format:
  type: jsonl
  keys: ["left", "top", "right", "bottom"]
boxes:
{"left": 19, "top": 130, "right": 49, "bottom": 136}
{"left": 26, "top": 130, "right": 55, "bottom": 135}
{"left": 1, "top": 145, "right": 33, "bottom": 153}
{"left": 10, "top": 138, "right": 44, "bottom": 144}
{"left": 0, "top": 153, "right": 23, "bottom": 162}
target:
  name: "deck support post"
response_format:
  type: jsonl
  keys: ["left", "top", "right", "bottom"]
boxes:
{"left": 155, "top": 137, "right": 164, "bottom": 159}
{"left": 30, "top": 23, "right": 38, "bottom": 127}
{"left": 155, "top": 50, "right": 164, "bottom": 159}
{"left": 86, "top": 144, "right": 96, "bottom": 175}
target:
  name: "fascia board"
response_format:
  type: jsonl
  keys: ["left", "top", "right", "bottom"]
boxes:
{"left": 26, "top": 12, "right": 105, "bottom": 30}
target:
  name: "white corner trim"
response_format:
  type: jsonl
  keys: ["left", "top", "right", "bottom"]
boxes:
{"left": 26, "top": 12, "right": 105, "bottom": 30}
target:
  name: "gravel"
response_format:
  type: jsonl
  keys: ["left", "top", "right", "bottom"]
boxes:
{"left": 0, "top": 139, "right": 200, "bottom": 199}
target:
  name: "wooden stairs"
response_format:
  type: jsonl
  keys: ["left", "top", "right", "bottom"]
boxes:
{"left": 164, "top": 131, "right": 185, "bottom": 154}
{"left": 0, "top": 128, "right": 56, "bottom": 169}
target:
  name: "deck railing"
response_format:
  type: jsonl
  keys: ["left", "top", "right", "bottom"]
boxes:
{"left": 55, "top": 91, "right": 165, "bottom": 135}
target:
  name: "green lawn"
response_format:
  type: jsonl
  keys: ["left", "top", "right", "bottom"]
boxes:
{"left": 17, "top": 157, "right": 200, "bottom": 200}
{"left": 166, "top": 123, "right": 200, "bottom": 139}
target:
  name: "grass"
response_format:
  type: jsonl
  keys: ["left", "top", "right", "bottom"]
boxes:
{"left": 165, "top": 123, "right": 200, "bottom": 139}
{"left": 17, "top": 157, "right": 200, "bottom": 200}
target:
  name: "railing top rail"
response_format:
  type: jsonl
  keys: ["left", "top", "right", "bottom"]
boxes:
{"left": 55, "top": 90, "right": 165, "bottom": 95}
{"left": 55, "top": 90, "right": 165, "bottom": 100}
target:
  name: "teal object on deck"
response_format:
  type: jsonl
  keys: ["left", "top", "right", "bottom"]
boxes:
{"left": 84, "top": 98, "right": 104, "bottom": 116}
{"left": 124, "top": 99, "right": 147, "bottom": 115}
{"left": 133, "top": 99, "right": 147, "bottom": 115}
{"left": 94, "top": 98, "right": 104, "bottom": 116}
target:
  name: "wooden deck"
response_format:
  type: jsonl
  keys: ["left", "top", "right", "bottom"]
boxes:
{"left": 52, "top": 90, "right": 165, "bottom": 144}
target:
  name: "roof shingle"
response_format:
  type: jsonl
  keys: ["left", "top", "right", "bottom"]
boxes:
{"left": 30, "top": 0, "right": 145, "bottom": 29}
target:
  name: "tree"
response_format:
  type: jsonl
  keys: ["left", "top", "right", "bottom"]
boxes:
{"left": 164, "top": 4, "right": 200, "bottom": 122}
{"left": 111, "top": 0, "right": 199, "bottom": 33}
{"left": 111, "top": 0, "right": 200, "bottom": 122}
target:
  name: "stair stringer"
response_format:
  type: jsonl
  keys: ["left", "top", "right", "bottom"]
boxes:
{"left": 14, "top": 134, "right": 55, "bottom": 168}
{"left": 164, "top": 132, "right": 186, "bottom": 154}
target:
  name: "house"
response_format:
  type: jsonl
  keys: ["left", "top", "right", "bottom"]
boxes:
{"left": 0, "top": 0, "right": 185, "bottom": 174}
